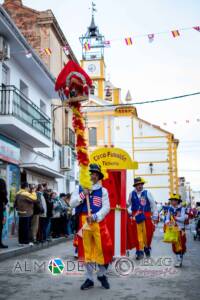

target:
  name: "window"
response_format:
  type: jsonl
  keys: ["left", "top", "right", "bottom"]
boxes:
{"left": 40, "top": 99, "right": 46, "bottom": 114}
{"left": 20, "top": 80, "right": 29, "bottom": 98}
{"left": 89, "top": 127, "right": 97, "bottom": 146}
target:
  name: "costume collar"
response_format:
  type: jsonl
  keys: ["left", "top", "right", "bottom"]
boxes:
{"left": 134, "top": 189, "right": 144, "bottom": 195}
{"left": 92, "top": 182, "right": 102, "bottom": 191}
{"left": 171, "top": 204, "right": 181, "bottom": 209}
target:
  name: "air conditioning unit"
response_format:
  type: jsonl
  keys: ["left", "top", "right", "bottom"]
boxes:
{"left": 61, "top": 145, "right": 72, "bottom": 170}
{"left": 0, "top": 36, "right": 10, "bottom": 61}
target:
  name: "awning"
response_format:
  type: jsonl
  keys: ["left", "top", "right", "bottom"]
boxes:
{"left": 20, "top": 163, "right": 65, "bottom": 179}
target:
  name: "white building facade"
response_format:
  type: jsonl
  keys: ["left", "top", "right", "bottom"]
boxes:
{"left": 0, "top": 6, "right": 69, "bottom": 237}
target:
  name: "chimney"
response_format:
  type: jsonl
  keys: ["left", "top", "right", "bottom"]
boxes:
{"left": 4, "top": 0, "right": 23, "bottom": 5}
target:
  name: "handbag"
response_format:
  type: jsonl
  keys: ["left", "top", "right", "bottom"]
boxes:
{"left": 163, "top": 225, "right": 179, "bottom": 243}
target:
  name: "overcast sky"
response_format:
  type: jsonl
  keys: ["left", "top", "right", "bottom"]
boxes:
{"left": 1, "top": 0, "right": 200, "bottom": 190}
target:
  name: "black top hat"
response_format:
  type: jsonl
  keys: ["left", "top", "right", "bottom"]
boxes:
{"left": 133, "top": 177, "right": 146, "bottom": 187}
{"left": 89, "top": 164, "right": 104, "bottom": 180}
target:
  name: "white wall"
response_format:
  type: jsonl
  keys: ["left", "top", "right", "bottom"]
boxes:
{"left": 113, "top": 116, "right": 133, "bottom": 156}
{"left": 20, "top": 143, "right": 61, "bottom": 172}
{"left": 111, "top": 115, "right": 172, "bottom": 204}
{"left": 4, "top": 57, "right": 51, "bottom": 117}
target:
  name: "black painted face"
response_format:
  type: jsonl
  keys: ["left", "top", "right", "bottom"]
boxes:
{"left": 171, "top": 199, "right": 179, "bottom": 207}
{"left": 90, "top": 171, "right": 100, "bottom": 184}
{"left": 135, "top": 183, "right": 144, "bottom": 192}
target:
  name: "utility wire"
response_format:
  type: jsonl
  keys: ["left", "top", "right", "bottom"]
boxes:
{"left": 82, "top": 92, "right": 200, "bottom": 108}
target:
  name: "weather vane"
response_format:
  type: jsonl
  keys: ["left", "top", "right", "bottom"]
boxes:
{"left": 90, "top": 1, "right": 97, "bottom": 16}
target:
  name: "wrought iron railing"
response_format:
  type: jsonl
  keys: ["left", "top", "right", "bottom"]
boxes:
{"left": 0, "top": 85, "right": 51, "bottom": 139}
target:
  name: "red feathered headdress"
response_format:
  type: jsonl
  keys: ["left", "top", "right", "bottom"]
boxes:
{"left": 55, "top": 60, "right": 93, "bottom": 98}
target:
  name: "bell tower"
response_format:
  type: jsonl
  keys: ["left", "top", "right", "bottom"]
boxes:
{"left": 80, "top": 2, "right": 106, "bottom": 99}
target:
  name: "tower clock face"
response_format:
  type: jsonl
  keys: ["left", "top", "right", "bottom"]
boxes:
{"left": 84, "top": 61, "right": 101, "bottom": 77}
{"left": 88, "top": 64, "right": 96, "bottom": 73}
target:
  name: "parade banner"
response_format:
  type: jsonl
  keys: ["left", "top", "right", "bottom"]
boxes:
{"left": 90, "top": 147, "right": 138, "bottom": 171}
{"left": 90, "top": 147, "right": 138, "bottom": 257}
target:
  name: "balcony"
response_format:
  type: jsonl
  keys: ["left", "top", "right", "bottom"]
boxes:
{"left": 65, "top": 127, "right": 75, "bottom": 149}
{"left": 0, "top": 86, "right": 51, "bottom": 148}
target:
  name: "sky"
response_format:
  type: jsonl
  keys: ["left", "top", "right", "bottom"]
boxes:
{"left": 1, "top": 0, "right": 200, "bottom": 190}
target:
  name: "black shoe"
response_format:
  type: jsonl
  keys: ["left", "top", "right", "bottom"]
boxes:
{"left": 33, "top": 240, "right": 40, "bottom": 245}
{"left": 0, "top": 243, "right": 8, "bottom": 249}
{"left": 135, "top": 251, "right": 144, "bottom": 260}
{"left": 144, "top": 247, "right": 151, "bottom": 258}
{"left": 80, "top": 279, "right": 94, "bottom": 290}
{"left": 97, "top": 275, "right": 110, "bottom": 289}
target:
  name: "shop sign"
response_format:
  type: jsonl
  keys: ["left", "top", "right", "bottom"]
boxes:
{"left": 0, "top": 135, "right": 20, "bottom": 164}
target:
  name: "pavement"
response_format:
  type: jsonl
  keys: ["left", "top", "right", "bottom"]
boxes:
{"left": 0, "top": 226, "right": 200, "bottom": 300}
{"left": 0, "top": 236, "right": 70, "bottom": 262}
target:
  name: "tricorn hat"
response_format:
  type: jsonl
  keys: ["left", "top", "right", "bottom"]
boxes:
{"left": 169, "top": 193, "right": 182, "bottom": 203}
{"left": 89, "top": 164, "right": 104, "bottom": 180}
{"left": 133, "top": 177, "right": 146, "bottom": 187}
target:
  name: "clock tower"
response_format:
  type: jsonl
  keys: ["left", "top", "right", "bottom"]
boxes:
{"left": 80, "top": 2, "right": 106, "bottom": 99}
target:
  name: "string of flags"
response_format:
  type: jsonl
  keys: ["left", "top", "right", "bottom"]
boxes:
{"left": 24, "top": 45, "right": 71, "bottom": 58}
{"left": 13, "top": 24, "right": 200, "bottom": 58}
{"left": 161, "top": 118, "right": 200, "bottom": 126}
{"left": 83, "top": 25, "right": 200, "bottom": 50}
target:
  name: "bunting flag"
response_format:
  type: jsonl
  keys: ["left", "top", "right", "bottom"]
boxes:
{"left": 193, "top": 26, "right": 200, "bottom": 32}
{"left": 39, "top": 48, "right": 50, "bottom": 56}
{"left": 148, "top": 34, "right": 154, "bottom": 43}
{"left": 63, "top": 45, "right": 69, "bottom": 51}
{"left": 84, "top": 42, "right": 91, "bottom": 51}
{"left": 104, "top": 40, "right": 111, "bottom": 47}
{"left": 171, "top": 30, "right": 180, "bottom": 38}
{"left": 45, "top": 48, "right": 52, "bottom": 55}
{"left": 63, "top": 45, "right": 70, "bottom": 55}
{"left": 162, "top": 118, "right": 200, "bottom": 126}
{"left": 125, "top": 37, "right": 133, "bottom": 45}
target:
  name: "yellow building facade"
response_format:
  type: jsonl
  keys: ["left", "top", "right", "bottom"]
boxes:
{"left": 81, "top": 14, "right": 179, "bottom": 203}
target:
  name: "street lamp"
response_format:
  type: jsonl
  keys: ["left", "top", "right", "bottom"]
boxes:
{"left": 149, "top": 162, "right": 153, "bottom": 174}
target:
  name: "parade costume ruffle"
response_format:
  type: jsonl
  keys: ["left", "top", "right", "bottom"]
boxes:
{"left": 127, "top": 212, "right": 155, "bottom": 251}
{"left": 77, "top": 214, "right": 113, "bottom": 265}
